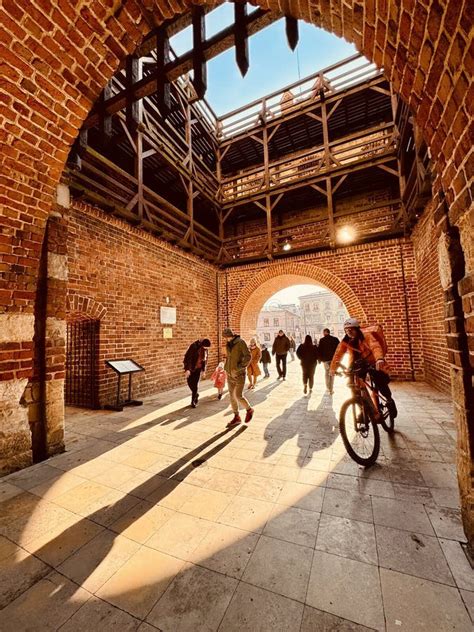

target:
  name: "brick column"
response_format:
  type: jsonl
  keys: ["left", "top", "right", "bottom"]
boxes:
{"left": 436, "top": 192, "right": 474, "bottom": 555}
{"left": 25, "top": 185, "right": 69, "bottom": 465}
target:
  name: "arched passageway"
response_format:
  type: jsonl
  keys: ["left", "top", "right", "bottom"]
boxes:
{"left": 0, "top": 0, "right": 472, "bottom": 558}
{"left": 231, "top": 264, "right": 366, "bottom": 341}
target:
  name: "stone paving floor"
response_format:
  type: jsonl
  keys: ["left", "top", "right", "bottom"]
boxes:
{"left": 0, "top": 366, "right": 473, "bottom": 631}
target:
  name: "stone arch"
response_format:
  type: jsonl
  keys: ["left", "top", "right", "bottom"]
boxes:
{"left": 232, "top": 263, "right": 366, "bottom": 341}
{"left": 0, "top": 1, "right": 472, "bottom": 545}
{"left": 66, "top": 294, "right": 107, "bottom": 322}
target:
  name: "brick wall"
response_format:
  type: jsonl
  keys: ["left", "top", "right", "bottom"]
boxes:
{"left": 219, "top": 238, "right": 424, "bottom": 381}
{"left": 412, "top": 201, "right": 451, "bottom": 392}
{"left": 66, "top": 202, "right": 218, "bottom": 407}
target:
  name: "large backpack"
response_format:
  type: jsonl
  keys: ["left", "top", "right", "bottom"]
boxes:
{"left": 362, "top": 324, "right": 388, "bottom": 356}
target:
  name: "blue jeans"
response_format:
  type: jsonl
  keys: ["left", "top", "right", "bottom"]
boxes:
{"left": 262, "top": 363, "right": 270, "bottom": 377}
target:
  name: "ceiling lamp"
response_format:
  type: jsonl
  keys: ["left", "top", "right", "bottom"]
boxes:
{"left": 282, "top": 239, "right": 292, "bottom": 251}
{"left": 337, "top": 226, "right": 356, "bottom": 244}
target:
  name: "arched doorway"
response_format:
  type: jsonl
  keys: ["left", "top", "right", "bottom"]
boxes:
{"left": 230, "top": 264, "right": 366, "bottom": 342}
{"left": 0, "top": 1, "right": 471, "bottom": 548}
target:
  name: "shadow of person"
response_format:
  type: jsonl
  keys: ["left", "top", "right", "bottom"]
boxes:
{"left": 262, "top": 390, "right": 339, "bottom": 468}
{"left": 1, "top": 425, "right": 247, "bottom": 612}
{"left": 304, "top": 392, "right": 339, "bottom": 466}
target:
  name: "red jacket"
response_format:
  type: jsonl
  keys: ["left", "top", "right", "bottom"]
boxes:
{"left": 211, "top": 366, "right": 226, "bottom": 389}
{"left": 330, "top": 332, "right": 387, "bottom": 374}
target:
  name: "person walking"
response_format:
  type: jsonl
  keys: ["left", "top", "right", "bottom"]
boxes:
{"left": 183, "top": 338, "right": 211, "bottom": 407}
{"left": 289, "top": 336, "right": 296, "bottom": 361}
{"left": 296, "top": 335, "right": 319, "bottom": 394}
{"left": 223, "top": 328, "right": 254, "bottom": 428}
{"left": 260, "top": 344, "right": 271, "bottom": 378}
{"left": 247, "top": 338, "right": 261, "bottom": 389}
{"left": 211, "top": 361, "right": 226, "bottom": 400}
{"left": 272, "top": 329, "right": 291, "bottom": 380}
{"left": 318, "top": 328, "right": 340, "bottom": 394}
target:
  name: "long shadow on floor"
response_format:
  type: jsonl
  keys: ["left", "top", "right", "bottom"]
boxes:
{"left": 168, "top": 379, "right": 282, "bottom": 429}
{"left": 263, "top": 391, "right": 339, "bottom": 467}
{"left": 0, "top": 425, "right": 248, "bottom": 613}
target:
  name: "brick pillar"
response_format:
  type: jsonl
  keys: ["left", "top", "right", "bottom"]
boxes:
{"left": 436, "top": 194, "right": 474, "bottom": 554}
{"left": 25, "top": 185, "right": 69, "bottom": 464}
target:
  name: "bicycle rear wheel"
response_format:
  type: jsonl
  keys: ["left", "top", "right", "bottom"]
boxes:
{"left": 379, "top": 397, "right": 395, "bottom": 434}
{"left": 339, "top": 397, "right": 380, "bottom": 467}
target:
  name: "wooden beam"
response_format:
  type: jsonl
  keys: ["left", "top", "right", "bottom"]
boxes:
{"left": 155, "top": 27, "right": 171, "bottom": 116}
{"left": 192, "top": 5, "right": 207, "bottom": 99}
{"left": 285, "top": 16, "right": 299, "bottom": 50}
{"left": 98, "top": 85, "right": 113, "bottom": 146}
{"left": 234, "top": 2, "right": 249, "bottom": 76}
{"left": 126, "top": 56, "right": 140, "bottom": 128}
{"left": 83, "top": 9, "right": 275, "bottom": 129}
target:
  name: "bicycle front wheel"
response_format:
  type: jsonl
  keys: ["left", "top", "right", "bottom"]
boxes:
{"left": 339, "top": 397, "right": 380, "bottom": 467}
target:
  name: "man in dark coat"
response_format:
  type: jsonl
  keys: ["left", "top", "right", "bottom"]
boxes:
{"left": 272, "top": 329, "right": 291, "bottom": 380}
{"left": 318, "top": 328, "right": 339, "bottom": 394}
{"left": 183, "top": 338, "right": 211, "bottom": 407}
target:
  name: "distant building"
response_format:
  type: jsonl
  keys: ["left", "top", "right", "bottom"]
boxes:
{"left": 257, "top": 306, "right": 301, "bottom": 344}
{"left": 298, "top": 290, "right": 348, "bottom": 340}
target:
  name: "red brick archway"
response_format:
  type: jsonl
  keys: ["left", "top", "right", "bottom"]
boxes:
{"left": 232, "top": 263, "right": 366, "bottom": 341}
{"left": 1, "top": 1, "right": 472, "bottom": 547}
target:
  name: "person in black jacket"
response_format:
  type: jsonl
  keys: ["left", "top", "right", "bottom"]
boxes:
{"left": 260, "top": 344, "right": 271, "bottom": 378}
{"left": 296, "top": 335, "right": 319, "bottom": 394}
{"left": 272, "top": 330, "right": 291, "bottom": 380}
{"left": 318, "top": 328, "right": 340, "bottom": 394}
{"left": 183, "top": 338, "right": 211, "bottom": 407}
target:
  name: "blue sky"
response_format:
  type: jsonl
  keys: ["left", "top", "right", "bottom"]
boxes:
{"left": 170, "top": 3, "right": 357, "bottom": 116}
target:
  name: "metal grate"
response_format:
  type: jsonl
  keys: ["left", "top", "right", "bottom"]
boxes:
{"left": 65, "top": 319, "right": 100, "bottom": 408}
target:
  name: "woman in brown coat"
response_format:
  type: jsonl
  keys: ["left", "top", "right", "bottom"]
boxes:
{"left": 247, "top": 338, "right": 262, "bottom": 389}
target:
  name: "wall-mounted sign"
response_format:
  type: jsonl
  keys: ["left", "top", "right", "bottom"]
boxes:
{"left": 163, "top": 327, "right": 173, "bottom": 339}
{"left": 160, "top": 306, "right": 176, "bottom": 324}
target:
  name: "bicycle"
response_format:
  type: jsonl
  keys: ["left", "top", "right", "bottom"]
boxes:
{"left": 336, "top": 360, "right": 396, "bottom": 467}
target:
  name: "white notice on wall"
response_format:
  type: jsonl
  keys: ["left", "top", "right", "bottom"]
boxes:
{"left": 163, "top": 327, "right": 173, "bottom": 339}
{"left": 160, "top": 306, "right": 176, "bottom": 324}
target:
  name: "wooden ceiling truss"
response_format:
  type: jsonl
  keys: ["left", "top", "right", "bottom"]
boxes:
{"left": 66, "top": 3, "right": 429, "bottom": 265}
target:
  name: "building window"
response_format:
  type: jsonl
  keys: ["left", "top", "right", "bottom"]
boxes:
{"left": 273, "top": 318, "right": 279, "bottom": 326}
{"left": 264, "top": 333, "right": 271, "bottom": 342}
{"left": 305, "top": 304, "right": 310, "bottom": 312}
{"left": 263, "top": 318, "right": 269, "bottom": 326}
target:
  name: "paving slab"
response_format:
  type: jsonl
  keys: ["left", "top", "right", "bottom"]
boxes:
{"left": 0, "top": 376, "right": 468, "bottom": 630}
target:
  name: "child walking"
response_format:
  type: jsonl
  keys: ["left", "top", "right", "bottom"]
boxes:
{"left": 260, "top": 344, "right": 271, "bottom": 378}
{"left": 211, "top": 361, "right": 227, "bottom": 399}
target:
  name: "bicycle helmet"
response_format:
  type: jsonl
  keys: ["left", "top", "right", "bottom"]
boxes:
{"left": 344, "top": 317, "right": 360, "bottom": 328}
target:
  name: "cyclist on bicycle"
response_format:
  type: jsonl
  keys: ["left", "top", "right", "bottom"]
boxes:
{"left": 330, "top": 318, "right": 397, "bottom": 419}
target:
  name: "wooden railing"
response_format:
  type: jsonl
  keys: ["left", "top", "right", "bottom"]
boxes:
{"left": 216, "top": 54, "right": 380, "bottom": 139}
{"left": 67, "top": 147, "right": 221, "bottom": 261}
{"left": 220, "top": 124, "right": 396, "bottom": 203}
